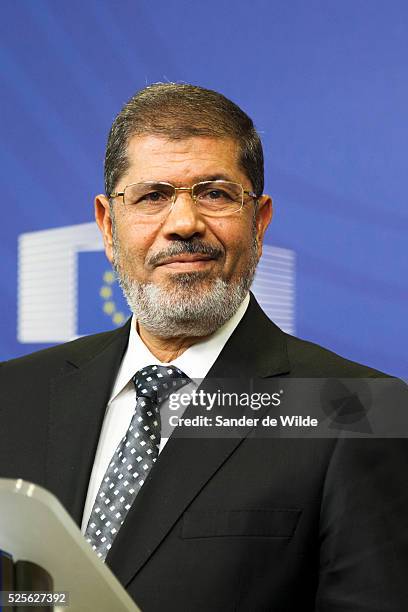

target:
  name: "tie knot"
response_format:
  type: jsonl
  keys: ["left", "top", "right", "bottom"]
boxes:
{"left": 132, "top": 364, "right": 189, "bottom": 405}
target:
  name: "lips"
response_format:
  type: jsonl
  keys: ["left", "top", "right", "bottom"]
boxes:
{"left": 157, "top": 254, "right": 215, "bottom": 266}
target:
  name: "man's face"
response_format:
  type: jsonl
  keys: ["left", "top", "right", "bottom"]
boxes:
{"left": 95, "top": 135, "right": 272, "bottom": 337}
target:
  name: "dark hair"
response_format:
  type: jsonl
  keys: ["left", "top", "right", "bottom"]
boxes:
{"left": 104, "top": 83, "right": 264, "bottom": 197}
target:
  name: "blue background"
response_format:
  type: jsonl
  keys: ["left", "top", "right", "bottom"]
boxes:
{"left": 1, "top": 0, "right": 407, "bottom": 377}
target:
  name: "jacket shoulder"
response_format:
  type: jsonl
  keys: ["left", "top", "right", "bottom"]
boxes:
{"left": 0, "top": 324, "right": 130, "bottom": 375}
{"left": 284, "top": 332, "right": 387, "bottom": 377}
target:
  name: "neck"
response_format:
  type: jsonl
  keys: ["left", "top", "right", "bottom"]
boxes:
{"left": 137, "top": 321, "right": 211, "bottom": 362}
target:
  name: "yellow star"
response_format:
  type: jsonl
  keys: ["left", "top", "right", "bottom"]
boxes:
{"left": 103, "top": 301, "right": 115, "bottom": 314}
{"left": 103, "top": 271, "right": 115, "bottom": 284}
{"left": 100, "top": 286, "right": 112, "bottom": 298}
{"left": 113, "top": 312, "right": 125, "bottom": 325}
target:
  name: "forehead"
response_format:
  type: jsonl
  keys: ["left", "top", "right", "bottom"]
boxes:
{"left": 121, "top": 134, "right": 248, "bottom": 186}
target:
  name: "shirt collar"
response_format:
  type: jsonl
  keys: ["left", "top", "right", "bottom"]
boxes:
{"left": 109, "top": 293, "right": 250, "bottom": 403}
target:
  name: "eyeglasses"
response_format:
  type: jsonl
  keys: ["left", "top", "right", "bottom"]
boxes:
{"left": 109, "top": 180, "right": 258, "bottom": 217}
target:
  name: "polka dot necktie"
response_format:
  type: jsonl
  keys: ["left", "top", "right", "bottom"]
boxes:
{"left": 85, "top": 364, "right": 189, "bottom": 560}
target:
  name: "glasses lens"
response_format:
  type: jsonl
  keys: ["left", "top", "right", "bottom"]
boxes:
{"left": 193, "top": 181, "right": 243, "bottom": 216}
{"left": 124, "top": 182, "right": 174, "bottom": 215}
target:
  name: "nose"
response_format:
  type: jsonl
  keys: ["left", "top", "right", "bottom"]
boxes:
{"left": 161, "top": 190, "right": 206, "bottom": 240}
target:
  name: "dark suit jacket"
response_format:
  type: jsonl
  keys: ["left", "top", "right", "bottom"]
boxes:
{"left": 1, "top": 295, "right": 407, "bottom": 611}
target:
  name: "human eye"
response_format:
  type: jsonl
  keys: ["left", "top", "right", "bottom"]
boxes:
{"left": 137, "top": 189, "right": 170, "bottom": 203}
{"left": 206, "top": 188, "right": 232, "bottom": 200}
{"left": 125, "top": 183, "right": 173, "bottom": 211}
{"left": 197, "top": 184, "right": 235, "bottom": 203}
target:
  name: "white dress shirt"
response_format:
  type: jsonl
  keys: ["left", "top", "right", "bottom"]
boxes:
{"left": 81, "top": 293, "right": 250, "bottom": 532}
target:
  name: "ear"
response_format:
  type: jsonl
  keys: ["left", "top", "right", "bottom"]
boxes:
{"left": 95, "top": 194, "right": 114, "bottom": 264}
{"left": 254, "top": 195, "right": 273, "bottom": 259}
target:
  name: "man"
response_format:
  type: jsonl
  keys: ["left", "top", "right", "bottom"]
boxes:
{"left": 1, "top": 83, "right": 407, "bottom": 611}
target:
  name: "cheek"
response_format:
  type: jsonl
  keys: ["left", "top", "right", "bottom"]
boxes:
{"left": 221, "top": 218, "right": 252, "bottom": 249}
{"left": 213, "top": 222, "right": 253, "bottom": 272}
{"left": 209, "top": 217, "right": 246, "bottom": 245}
{"left": 115, "top": 218, "right": 157, "bottom": 255}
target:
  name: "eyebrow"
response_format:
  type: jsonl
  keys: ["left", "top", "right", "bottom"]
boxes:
{"left": 191, "top": 174, "right": 235, "bottom": 183}
{"left": 123, "top": 175, "right": 240, "bottom": 188}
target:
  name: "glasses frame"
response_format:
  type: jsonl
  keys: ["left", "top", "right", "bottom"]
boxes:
{"left": 109, "top": 180, "right": 259, "bottom": 217}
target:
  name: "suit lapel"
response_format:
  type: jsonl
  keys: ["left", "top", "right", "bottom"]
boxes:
{"left": 107, "top": 295, "right": 291, "bottom": 586}
{"left": 46, "top": 322, "right": 131, "bottom": 525}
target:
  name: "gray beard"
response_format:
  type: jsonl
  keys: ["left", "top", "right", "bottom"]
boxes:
{"left": 112, "top": 236, "right": 258, "bottom": 339}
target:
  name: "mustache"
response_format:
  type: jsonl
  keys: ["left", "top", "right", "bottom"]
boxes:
{"left": 148, "top": 240, "right": 224, "bottom": 267}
